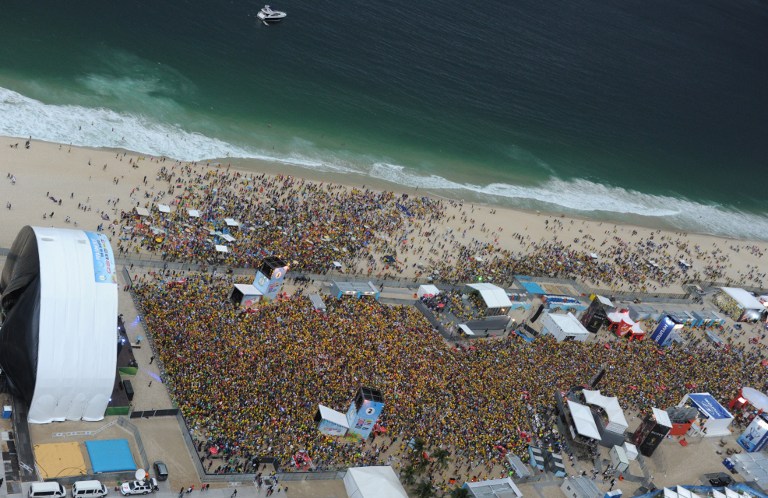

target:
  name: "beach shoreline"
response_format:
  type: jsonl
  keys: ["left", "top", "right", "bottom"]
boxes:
{"left": 1, "top": 135, "right": 766, "bottom": 294}
{"left": 0, "top": 135, "right": 754, "bottom": 240}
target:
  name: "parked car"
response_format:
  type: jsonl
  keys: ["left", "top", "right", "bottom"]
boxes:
{"left": 152, "top": 461, "right": 169, "bottom": 482}
{"left": 120, "top": 479, "right": 157, "bottom": 496}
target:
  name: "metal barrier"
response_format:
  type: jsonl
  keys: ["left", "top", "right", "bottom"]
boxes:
{"left": 130, "top": 408, "right": 180, "bottom": 418}
{"left": 413, "top": 300, "right": 453, "bottom": 340}
{"left": 117, "top": 416, "right": 149, "bottom": 470}
{"left": 277, "top": 471, "right": 347, "bottom": 481}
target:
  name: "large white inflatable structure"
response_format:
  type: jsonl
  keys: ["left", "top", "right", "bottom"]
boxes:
{"left": 0, "top": 226, "right": 118, "bottom": 423}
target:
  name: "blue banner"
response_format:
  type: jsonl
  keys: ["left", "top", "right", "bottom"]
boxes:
{"left": 689, "top": 393, "right": 732, "bottom": 420}
{"left": 86, "top": 232, "right": 116, "bottom": 284}
{"left": 652, "top": 316, "right": 676, "bottom": 347}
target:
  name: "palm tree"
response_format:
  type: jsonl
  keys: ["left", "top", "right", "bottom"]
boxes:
{"left": 432, "top": 448, "right": 451, "bottom": 469}
{"left": 412, "top": 437, "right": 426, "bottom": 454}
{"left": 400, "top": 464, "right": 417, "bottom": 486}
{"left": 414, "top": 480, "right": 435, "bottom": 498}
{"left": 413, "top": 454, "right": 430, "bottom": 473}
{"left": 450, "top": 487, "right": 470, "bottom": 498}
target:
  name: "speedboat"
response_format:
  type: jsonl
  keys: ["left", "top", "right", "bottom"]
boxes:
{"left": 257, "top": 5, "right": 287, "bottom": 22}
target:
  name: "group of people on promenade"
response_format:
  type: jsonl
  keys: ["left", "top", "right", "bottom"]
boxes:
{"left": 133, "top": 272, "right": 768, "bottom": 487}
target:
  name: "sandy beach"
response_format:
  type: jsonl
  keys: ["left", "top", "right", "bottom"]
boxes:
{"left": 1, "top": 135, "right": 766, "bottom": 294}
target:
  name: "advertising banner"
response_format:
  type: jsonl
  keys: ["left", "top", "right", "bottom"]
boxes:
{"left": 85, "top": 232, "right": 116, "bottom": 284}
{"left": 738, "top": 413, "right": 768, "bottom": 452}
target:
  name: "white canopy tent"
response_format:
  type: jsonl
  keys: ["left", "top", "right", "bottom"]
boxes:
{"left": 28, "top": 227, "right": 118, "bottom": 423}
{"left": 231, "top": 284, "right": 262, "bottom": 308}
{"left": 541, "top": 312, "right": 589, "bottom": 342}
{"left": 465, "top": 283, "right": 513, "bottom": 312}
{"left": 157, "top": 204, "right": 171, "bottom": 213}
{"left": 220, "top": 234, "right": 236, "bottom": 243}
{"left": 595, "top": 295, "right": 614, "bottom": 307}
{"left": 134, "top": 207, "right": 150, "bottom": 217}
{"left": 417, "top": 284, "right": 440, "bottom": 298}
{"left": 583, "top": 389, "right": 629, "bottom": 434}
{"left": 187, "top": 209, "right": 201, "bottom": 218}
{"left": 652, "top": 407, "right": 672, "bottom": 429}
{"left": 233, "top": 283, "right": 261, "bottom": 297}
{"left": 343, "top": 466, "right": 408, "bottom": 498}
{"left": 721, "top": 287, "right": 764, "bottom": 311}
{"left": 224, "top": 218, "right": 240, "bottom": 227}
{"left": 741, "top": 387, "right": 768, "bottom": 412}
{"left": 214, "top": 245, "right": 229, "bottom": 253}
{"left": 458, "top": 324, "right": 475, "bottom": 336}
{"left": 567, "top": 400, "right": 601, "bottom": 440}
{"left": 318, "top": 404, "right": 349, "bottom": 428}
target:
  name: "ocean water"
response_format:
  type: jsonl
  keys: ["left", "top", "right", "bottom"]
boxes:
{"left": 1, "top": 0, "right": 767, "bottom": 239}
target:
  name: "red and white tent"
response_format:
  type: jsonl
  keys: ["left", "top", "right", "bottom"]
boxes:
{"left": 607, "top": 309, "right": 645, "bottom": 340}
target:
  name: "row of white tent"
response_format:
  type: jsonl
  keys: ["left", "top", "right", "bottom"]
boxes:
{"left": 134, "top": 206, "right": 241, "bottom": 226}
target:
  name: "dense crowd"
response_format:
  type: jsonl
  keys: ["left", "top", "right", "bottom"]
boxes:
{"left": 116, "top": 167, "right": 445, "bottom": 274}
{"left": 134, "top": 274, "right": 768, "bottom": 480}
{"left": 110, "top": 161, "right": 766, "bottom": 291}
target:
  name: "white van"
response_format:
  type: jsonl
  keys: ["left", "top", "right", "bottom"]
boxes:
{"left": 29, "top": 482, "right": 66, "bottom": 498}
{"left": 72, "top": 481, "right": 108, "bottom": 498}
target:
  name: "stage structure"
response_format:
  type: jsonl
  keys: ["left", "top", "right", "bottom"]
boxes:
{"left": 463, "top": 283, "right": 512, "bottom": 316}
{"left": 580, "top": 295, "right": 614, "bottom": 333}
{"left": 716, "top": 287, "right": 766, "bottom": 322}
{"left": 229, "top": 283, "right": 262, "bottom": 309}
{"left": 0, "top": 226, "right": 118, "bottom": 423}
{"left": 666, "top": 406, "right": 699, "bottom": 436}
{"left": 679, "top": 392, "right": 734, "bottom": 437}
{"left": 252, "top": 256, "right": 290, "bottom": 301}
{"left": 314, "top": 404, "right": 350, "bottom": 436}
{"left": 582, "top": 389, "right": 629, "bottom": 447}
{"left": 632, "top": 408, "right": 671, "bottom": 457}
{"left": 541, "top": 312, "right": 589, "bottom": 342}
{"left": 345, "top": 387, "right": 384, "bottom": 440}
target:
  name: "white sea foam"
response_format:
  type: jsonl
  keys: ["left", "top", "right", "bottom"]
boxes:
{"left": 369, "top": 162, "right": 768, "bottom": 240}
{"left": 2, "top": 85, "right": 766, "bottom": 240}
{"left": 0, "top": 85, "right": 356, "bottom": 174}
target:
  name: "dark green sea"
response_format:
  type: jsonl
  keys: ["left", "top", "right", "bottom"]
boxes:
{"left": 1, "top": 0, "right": 767, "bottom": 238}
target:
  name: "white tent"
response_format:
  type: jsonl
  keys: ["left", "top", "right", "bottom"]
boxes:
{"left": 231, "top": 284, "right": 262, "bottom": 308}
{"left": 214, "top": 245, "right": 229, "bottom": 253}
{"left": 224, "top": 218, "right": 240, "bottom": 227}
{"left": 583, "top": 390, "right": 629, "bottom": 434}
{"left": 134, "top": 207, "right": 150, "bottom": 217}
{"left": 417, "top": 284, "right": 440, "bottom": 298}
{"left": 157, "top": 204, "right": 171, "bottom": 213}
{"left": 343, "top": 466, "right": 408, "bottom": 498}
{"left": 594, "top": 295, "right": 614, "bottom": 307}
{"left": 465, "top": 283, "right": 513, "bottom": 310}
{"left": 652, "top": 407, "right": 672, "bottom": 429}
{"left": 458, "top": 324, "right": 475, "bottom": 336}
{"left": 29, "top": 227, "right": 117, "bottom": 423}
{"left": 721, "top": 287, "right": 764, "bottom": 311}
{"left": 567, "top": 400, "right": 601, "bottom": 440}
{"left": 220, "top": 234, "right": 236, "bottom": 243}
{"left": 742, "top": 387, "right": 768, "bottom": 412}
{"left": 187, "top": 209, "right": 201, "bottom": 218}
{"left": 316, "top": 404, "right": 349, "bottom": 436}
{"left": 541, "top": 312, "right": 589, "bottom": 342}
